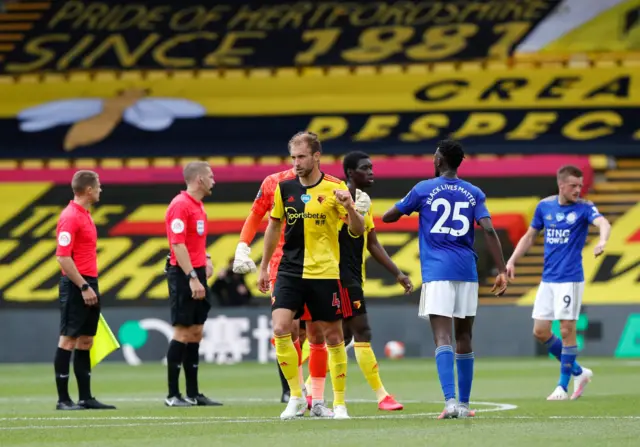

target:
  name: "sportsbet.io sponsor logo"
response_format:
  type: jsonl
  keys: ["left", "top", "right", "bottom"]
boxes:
{"left": 284, "top": 206, "right": 327, "bottom": 226}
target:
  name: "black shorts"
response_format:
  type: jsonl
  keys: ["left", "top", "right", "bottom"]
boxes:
{"left": 272, "top": 275, "right": 343, "bottom": 322}
{"left": 340, "top": 285, "right": 366, "bottom": 319}
{"left": 167, "top": 266, "right": 212, "bottom": 327}
{"left": 59, "top": 276, "right": 101, "bottom": 337}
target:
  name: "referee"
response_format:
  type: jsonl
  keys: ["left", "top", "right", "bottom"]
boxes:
{"left": 164, "top": 161, "right": 222, "bottom": 407}
{"left": 54, "top": 170, "right": 115, "bottom": 410}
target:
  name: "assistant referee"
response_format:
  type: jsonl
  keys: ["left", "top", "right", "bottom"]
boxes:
{"left": 54, "top": 170, "right": 115, "bottom": 411}
{"left": 163, "top": 161, "right": 222, "bottom": 407}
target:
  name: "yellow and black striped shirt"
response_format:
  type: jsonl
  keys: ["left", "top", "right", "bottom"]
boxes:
{"left": 271, "top": 173, "right": 348, "bottom": 279}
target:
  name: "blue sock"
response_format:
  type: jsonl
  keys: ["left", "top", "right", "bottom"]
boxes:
{"left": 455, "top": 352, "right": 474, "bottom": 404}
{"left": 545, "top": 335, "right": 583, "bottom": 376}
{"left": 435, "top": 345, "right": 455, "bottom": 401}
{"left": 558, "top": 346, "right": 578, "bottom": 391}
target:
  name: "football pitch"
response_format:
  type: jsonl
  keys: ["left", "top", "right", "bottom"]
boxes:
{"left": 1, "top": 358, "right": 639, "bottom": 446}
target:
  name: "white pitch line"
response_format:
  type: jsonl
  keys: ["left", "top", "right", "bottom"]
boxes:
{"left": 0, "top": 401, "right": 516, "bottom": 422}
{"left": 5, "top": 413, "right": 640, "bottom": 431}
{"left": 0, "top": 401, "right": 517, "bottom": 430}
{"left": 494, "top": 416, "right": 640, "bottom": 420}
{"left": 0, "top": 413, "right": 444, "bottom": 430}
{"left": 0, "top": 397, "right": 423, "bottom": 404}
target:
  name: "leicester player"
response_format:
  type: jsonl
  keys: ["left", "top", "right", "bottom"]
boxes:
{"left": 339, "top": 151, "right": 412, "bottom": 411}
{"left": 258, "top": 131, "right": 365, "bottom": 420}
{"left": 382, "top": 139, "right": 508, "bottom": 419}
{"left": 506, "top": 165, "right": 610, "bottom": 400}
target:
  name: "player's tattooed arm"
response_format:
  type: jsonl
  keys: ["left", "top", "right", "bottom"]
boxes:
{"left": 381, "top": 206, "right": 402, "bottom": 223}
{"left": 367, "top": 230, "right": 413, "bottom": 294}
{"left": 478, "top": 217, "right": 508, "bottom": 296}
{"left": 592, "top": 216, "right": 611, "bottom": 258}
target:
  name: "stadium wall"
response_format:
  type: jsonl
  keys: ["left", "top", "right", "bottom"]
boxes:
{"left": 1, "top": 305, "right": 639, "bottom": 364}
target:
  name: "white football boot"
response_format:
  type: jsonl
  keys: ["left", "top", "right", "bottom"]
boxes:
{"left": 280, "top": 396, "right": 307, "bottom": 420}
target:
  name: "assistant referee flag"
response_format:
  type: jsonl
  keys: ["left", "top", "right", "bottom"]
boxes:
{"left": 90, "top": 314, "right": 120, "bottom": 368}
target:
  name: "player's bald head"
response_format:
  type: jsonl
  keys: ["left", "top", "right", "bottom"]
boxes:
{"left": 183, "top": 161, "right": 211, "bottom": 184}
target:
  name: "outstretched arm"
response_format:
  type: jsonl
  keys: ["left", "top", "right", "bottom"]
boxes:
{"left": 383, "top": 187, "right": 421, "bottom": 223}
{"left": 382, "top": 206, "right": 403, "bottom": 223}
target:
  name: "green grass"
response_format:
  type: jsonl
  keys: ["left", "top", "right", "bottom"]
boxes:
{"left": 1, "top": 358, "right": 639, "bottom": 446}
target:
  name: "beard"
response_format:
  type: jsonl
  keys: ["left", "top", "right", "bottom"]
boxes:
{"left": 434, "top": 167, "right": 440, "bottom": 177}
{"left": 297, "top": 166, "right": 314, "bottom": 177}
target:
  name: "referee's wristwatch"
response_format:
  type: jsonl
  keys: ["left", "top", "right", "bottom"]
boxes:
{"left": 80, "top": 283, "right": 90, "bottom": 291}
{"left": 187, "top": 269, "right": 198, "bottom": 280}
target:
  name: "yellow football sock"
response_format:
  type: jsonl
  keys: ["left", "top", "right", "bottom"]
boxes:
{"left": 274, "top": 334, "right": 302, "bottom": 398}
{"left": 327, "top": 342, "right": 347, "bottom": 406}
{"left": 355, "top": 342, "right": 388, "bottom": 402}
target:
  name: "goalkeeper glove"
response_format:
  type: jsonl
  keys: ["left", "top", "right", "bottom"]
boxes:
{"left": 232, "top": 242, "right": 257, "bottom": 274}
{"left": 354, "top": 189, "right": 371, "bottom": 215}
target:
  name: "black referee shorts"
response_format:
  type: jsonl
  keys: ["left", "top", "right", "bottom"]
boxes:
{"left": 59, "top": 276, "right": 101, "bottom": 337}
{"left": 167, "top": 266, "right": 211, "bottom": 327}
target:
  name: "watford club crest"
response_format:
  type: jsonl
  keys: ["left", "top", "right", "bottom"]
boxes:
{"left": 353, "top": 300, "right": 362, "bottom": 310}
{"left": 317, "top": 195, "right": 326, "bottom": 204}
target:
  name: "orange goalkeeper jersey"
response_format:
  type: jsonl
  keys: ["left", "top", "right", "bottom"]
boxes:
{"left": 251, "top": 168, "right": 296, "bottom": 282}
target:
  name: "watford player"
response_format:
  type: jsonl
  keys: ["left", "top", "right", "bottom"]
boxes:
{"left": 234, "top": 151, "right": 371, "bottom": 414}
{"left": 232, "top": 167, "right": 307, "bottom": 403}
{"left": 258, "top": 131, "right": 365, "bottom": 420}
{"left": 303, "top": 151, "right": 413, "bottom": 412}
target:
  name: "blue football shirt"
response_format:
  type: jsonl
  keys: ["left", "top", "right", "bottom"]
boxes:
{"left": 531, "top": 196, "right": 602, "bottom": 283}
{"left": 395, "top": 177, "right": 491, "bottom": 283}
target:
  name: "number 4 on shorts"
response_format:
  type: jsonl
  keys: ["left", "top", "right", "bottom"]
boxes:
{"left": 332, "top": 293, "right": 340, "bottom": 308}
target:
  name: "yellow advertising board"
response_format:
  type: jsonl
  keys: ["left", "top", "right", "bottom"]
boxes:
{"left": 0, "top": 65, "right": 638, "bottom": 118}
